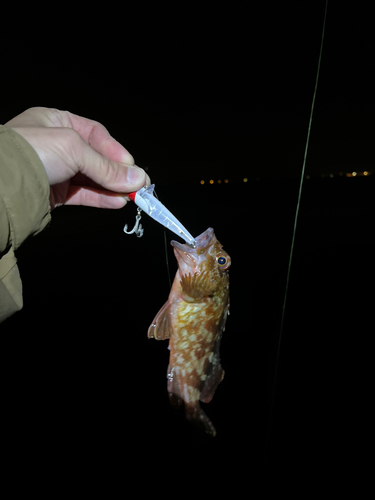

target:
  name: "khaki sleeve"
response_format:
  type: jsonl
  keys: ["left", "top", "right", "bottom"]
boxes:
{"left": 0, "top": 125, "right": 51, "bottom": 322}
{"left": 0, "top": 247, "right": 23, "bottom": 321}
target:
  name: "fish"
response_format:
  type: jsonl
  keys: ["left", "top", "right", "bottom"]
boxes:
{"left": 147, "top": 227, "right": 231, "bottom": 436}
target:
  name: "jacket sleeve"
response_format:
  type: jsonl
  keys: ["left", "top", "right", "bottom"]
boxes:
{"left": 0, "top": 125, "right": 51, "bottom": 322}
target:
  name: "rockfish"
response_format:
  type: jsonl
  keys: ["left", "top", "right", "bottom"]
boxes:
{"left": 148, "top": 228, "right": 231, "bottom": 436}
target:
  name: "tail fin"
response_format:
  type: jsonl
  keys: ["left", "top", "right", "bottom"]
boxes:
{"left": 185, "top": 402, "right": 217, "bottom": 437}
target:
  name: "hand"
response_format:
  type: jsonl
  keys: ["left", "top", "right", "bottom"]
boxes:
{"left": 5, "top": 107, "right": 149, "bottom": 210}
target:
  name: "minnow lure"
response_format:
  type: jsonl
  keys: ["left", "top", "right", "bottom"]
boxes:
{"left": 124, "top": 185, "right": 196, "bottom": 247}
{"left": 148, "top": 228, "right": 231, "bottom": 436}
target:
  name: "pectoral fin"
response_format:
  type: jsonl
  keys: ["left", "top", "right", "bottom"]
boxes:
{"left": 180, "top": 272, "right": 216, "bottom": 302}
{"left": 147, "top": 301, "right": 173, "bottom": 340}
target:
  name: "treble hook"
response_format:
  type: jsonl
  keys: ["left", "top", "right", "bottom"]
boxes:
{"left": 124, "top": 207, "right": 144, "bottom": 238}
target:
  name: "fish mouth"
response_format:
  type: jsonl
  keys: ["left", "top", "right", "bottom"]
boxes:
{"left": 171, "top": 228, "right": 214, "bottom": 253}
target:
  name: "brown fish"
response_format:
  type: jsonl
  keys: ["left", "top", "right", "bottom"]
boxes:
{"left": 148, "top": 228, "right": 231, "bottom": 436}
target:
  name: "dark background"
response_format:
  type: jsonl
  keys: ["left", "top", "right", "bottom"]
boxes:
{"left": 1, "top": 0, "right": 374, "bottom": 490}
{"left": 1, "top": 1, "right": 373, "bottom": 181}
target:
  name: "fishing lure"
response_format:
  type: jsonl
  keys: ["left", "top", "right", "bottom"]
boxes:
{"left": 124, "top": 185, "right": 196, "bottom": 247}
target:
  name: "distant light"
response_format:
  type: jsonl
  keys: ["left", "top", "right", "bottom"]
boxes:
{"left": 305, "top": 175, "right": 311, "bottom": 180}
{"left": 224, "top": 179, "right": 229, "bottom": 184}
{"left": 364, "top": 171, "right": 369, "bottom": 176}
{"left": 243, "top": 177, "right": 248, "bottom": 183}
{"left": 209, "top": 179, "right": 214, "bottom": 184}
{"left": 217, "top": 179, "right": 222, "bottom": 184}
{"left": 200, "top": 180, "right": 205, "bottom": 185}
{"left": 352, "top": 171, "right": 357, "bottom": 177}
{"left": 329, "top": 173, "right": 334, "bottom": 178}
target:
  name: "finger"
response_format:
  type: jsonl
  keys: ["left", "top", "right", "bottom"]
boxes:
{"left": 66, "top": 111, "right": 135, "bottom": 165}
{"left": 64, "top": 185, "right": 128, "bottom": 209}
{"left": 6, "top": 108, "right": 135, "bottom": 166}
{"left": 74, "top": 138, "right": 146, "bottom": 193}
{"left": 5, "top": 107, "right": 52, "bottom": 128}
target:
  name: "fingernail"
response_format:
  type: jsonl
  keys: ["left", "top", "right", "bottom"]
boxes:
{"left": 127, "top": 165, "right": 146, "bottom": 185}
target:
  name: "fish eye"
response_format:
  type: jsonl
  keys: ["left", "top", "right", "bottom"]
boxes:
{"left": 216, "top": 253, "right": 231, "bottom": 270}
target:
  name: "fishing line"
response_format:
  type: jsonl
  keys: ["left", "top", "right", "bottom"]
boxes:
{"left": 163, "top": 229, "right": 172, "bottom": 289}
{"left": 265, "top": 0, "right": 328, "bottom": 473}
{"left": 153, "top": 188, "right": 172, "bottom": 289}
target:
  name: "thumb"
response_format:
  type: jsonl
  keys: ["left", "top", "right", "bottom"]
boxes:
{"left": 78, "top": 141, "right": 147, "bottom": 193}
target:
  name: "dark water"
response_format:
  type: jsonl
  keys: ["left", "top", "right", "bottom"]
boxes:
{"left": 1, "top": 177, "right": 374, "bottom": 486}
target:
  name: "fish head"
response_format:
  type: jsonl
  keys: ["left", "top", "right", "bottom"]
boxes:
{"left": 171, "top": 228, "right": 231, "bottom": 289}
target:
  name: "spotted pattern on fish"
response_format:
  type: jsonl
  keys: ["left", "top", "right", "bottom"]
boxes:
{"left": 148, "top": 228, "right": 230, "bottom": 436}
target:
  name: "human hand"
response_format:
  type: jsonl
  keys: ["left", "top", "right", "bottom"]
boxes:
{"left": 5, "top": 107, "right": 148, "bottom": 210}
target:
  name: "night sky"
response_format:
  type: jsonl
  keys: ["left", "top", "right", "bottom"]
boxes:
{"left": 2, "top": 1, "right": 373, "bottom": 183}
